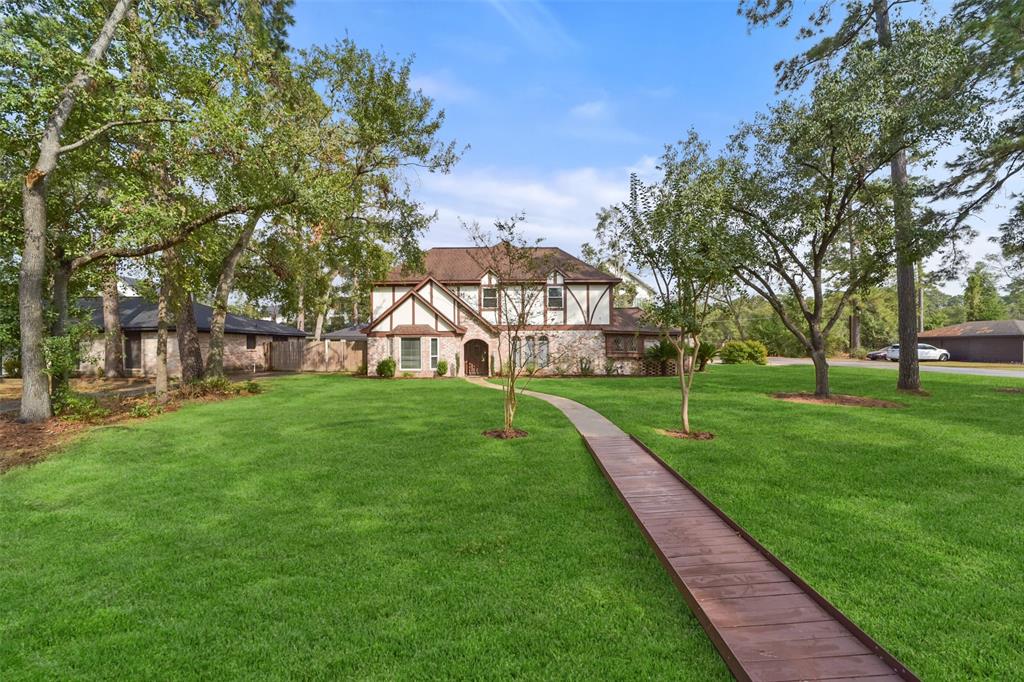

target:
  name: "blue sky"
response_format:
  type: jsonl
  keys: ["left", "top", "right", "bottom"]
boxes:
{"left": 290, "top": 0, "right": 1006, "bottom": 290}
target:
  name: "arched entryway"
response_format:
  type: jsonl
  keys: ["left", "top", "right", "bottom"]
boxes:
{"left": 464, "top": 339, "right": 489, "bottom": 376}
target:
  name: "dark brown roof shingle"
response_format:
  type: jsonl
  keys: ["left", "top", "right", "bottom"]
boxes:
{"left": 920, "top": 320, "right": 1024, "bottom": 338}
{"left": 608, "top": 307, "right": 671, "bottom": 335}
{"left": 383, "top": 247, "right": 620, "bottom": 284}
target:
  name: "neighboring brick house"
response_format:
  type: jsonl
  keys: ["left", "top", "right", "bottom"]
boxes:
{"left": 76, "top": 297, "right": 306, "bottom": 377}
{"left": 363, "top": 247, "right": 665, "bottom": 377}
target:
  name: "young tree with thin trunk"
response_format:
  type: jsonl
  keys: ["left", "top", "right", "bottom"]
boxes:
{"left": 599, "top": 136, "right": 733, "bottom": 435}
{"left": 466, "top": 215, "right": 554, "bottom": 438}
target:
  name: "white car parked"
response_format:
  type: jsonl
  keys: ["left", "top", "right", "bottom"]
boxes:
{"left": 885, "top": 343, "right": 950, "bottom": 362}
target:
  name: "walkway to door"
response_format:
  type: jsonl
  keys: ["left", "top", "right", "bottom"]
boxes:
{"left": 467, "top": 378, "right": 917, "bottom": 682}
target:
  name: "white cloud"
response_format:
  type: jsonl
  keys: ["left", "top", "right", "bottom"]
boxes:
{"left": 565, "top": 97, "right": 643, "bottom": 144}
{"left": 413, "top": 161, "right": 645, "bottom": 252}
{"left": 569, "top": 99, "right": 610, "bottom": 122}
{"left": 486, "top": 0, "right": 579, "bottom": 55}
{"left": 410, "top": 70, "right": 477, "bottom": 103}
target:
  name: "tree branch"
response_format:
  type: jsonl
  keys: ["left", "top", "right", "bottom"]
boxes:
{"left": 58, "top": 118, "right": 184, "bottom": 154}
{"left": 70, "top": 194, "right": 295, "bottom": 271}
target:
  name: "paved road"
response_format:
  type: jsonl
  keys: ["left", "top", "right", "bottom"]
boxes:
{"left": 769, "top": 356, "right": 1024, "bottom": 379}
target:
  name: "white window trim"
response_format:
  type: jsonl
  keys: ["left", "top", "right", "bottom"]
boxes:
{"left": 400, "top": 337, "right": 422, "bottom": 371}
{"left": 482, "top": 286, "right": 498, "bottom": 310}
{"left": 547, "top": 286, "right": 564, "bottom": 310}
{"left": 430, "top": 338, "right": 439, "bottom": 369}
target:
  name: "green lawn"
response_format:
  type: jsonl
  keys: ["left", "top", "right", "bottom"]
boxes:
{"left": 519, "top": 366, "right": 1024, "bottom": 680}
{"left": 0, "top": 375, "right": 730, "bottom": 680}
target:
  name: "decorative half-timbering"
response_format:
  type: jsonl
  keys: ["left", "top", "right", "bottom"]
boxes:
{"left": 364, "top": 247, "right": 665, "bottom": 377}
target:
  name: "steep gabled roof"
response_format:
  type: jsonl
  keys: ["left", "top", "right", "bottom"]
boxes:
{"left": 76, "top": 297, "right": 307, "bottom": 337}
{"left": 920, "top": 320, "right": 1024, "bottom": 338}
{"left": 382, "top": 247, "right": 620, "bottom": 284}
{"left": 363, "top": 280, "right": 465, "bottom": 334}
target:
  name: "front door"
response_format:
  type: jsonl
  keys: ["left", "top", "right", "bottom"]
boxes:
{"left": 464, "top": 340, "right": 489, "bottom": 376}
{"left": 124, "top": 332, "right": 142, "bottom": 373}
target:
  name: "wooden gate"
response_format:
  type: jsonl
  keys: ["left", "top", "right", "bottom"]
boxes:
{"left": 268, "top": 339, "right": 366, "bottom": 372}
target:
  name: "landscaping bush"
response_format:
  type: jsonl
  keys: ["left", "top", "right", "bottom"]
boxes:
{"left": 604, "top": 359, "right": 619, "bottom": 376}
{"left": 53, "top": 391, "right": 110, "bottom": 422}
{"left": 436, "top": 359, "right": 448, "bottom": 376}
{"left": 454, "top": 352, "right": 460, "bottom": 376}
{"left": 129, "top": 400, "right": 164, "bottom": 419}
{"left": 179, "top": 376, "right": 235, "bottom": 398}
{"left": 695, "top": 341, "right": 719, "bottom": 371}
{"left": 241, "top": 380, "right": 263, "bottom": 394}
{"left": 355, "top": 363, "right": 367, "bottom": 376}
{"left": 578, "top": 357, "right": 594, "bottom": 376}
{"left": 720, "top": 340, "right": 768, "bottom": 365}
{"left": 745, "top": 340, "right": 768, "bottom": 365}
{"left": 3, "top": 356, "right": 20, "bottom": 377}
{"left": 376, "top": 357, "right": 396, "bottom": 378}
{"left": 850, "top": 347, "right": 869, "bottom": 360}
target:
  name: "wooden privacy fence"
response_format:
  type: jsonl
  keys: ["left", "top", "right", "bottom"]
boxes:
{"left": 267, "top": 339, "right": 366, "bottom": 373}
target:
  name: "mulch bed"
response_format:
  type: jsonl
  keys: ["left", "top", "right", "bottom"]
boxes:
{"left": 772, "top": 392, "right": 903, "bottom": 409}
{"left": 482, "top": 428, "right": 529, "bottom": 439}
{"left": 0, "top": 417, "right": 88, "bottom": 473}
{"left": 995, "top": 387, "right": 1023, "bottom": 394}
{"left": 1, "top": 388, "right": 258, "bottom": 474}
{"left": 656, "top": 428, "right": 715, "bottom": 441}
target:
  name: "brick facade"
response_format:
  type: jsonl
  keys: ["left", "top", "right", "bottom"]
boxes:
{"left": 80, "top": 332, "right": 272, "bottom": 377}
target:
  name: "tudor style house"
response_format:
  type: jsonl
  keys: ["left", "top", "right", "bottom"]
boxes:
{"left": 363, "top": 247, "right": 664, "bottom": 377}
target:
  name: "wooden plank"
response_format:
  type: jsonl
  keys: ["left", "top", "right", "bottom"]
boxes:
{"left": 577, "top": 433, "right": 918, "bottom": 682}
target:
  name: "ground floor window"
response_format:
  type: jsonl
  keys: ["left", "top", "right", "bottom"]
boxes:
{"left": 400, "top": 337, "right": 421, "bottom": 370}
{"left": 513, "top": 335, "right": 550, "bottom": 368}
{"left": 246, "top": 334, "right": 257, "bottom": 350}
{"left": 430, "top": 338, "right": 439, "bottom": 369}
{"left": 607, "top": 334, "right": 640, "bottom": 357}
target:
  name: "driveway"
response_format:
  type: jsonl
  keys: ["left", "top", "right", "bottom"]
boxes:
{"left": 769, "top": 356, "right": 1024, "bottom": 379}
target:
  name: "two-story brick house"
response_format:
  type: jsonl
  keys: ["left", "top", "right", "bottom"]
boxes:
{"left": 363, "top": 247, "right": 664, "bottom": 377}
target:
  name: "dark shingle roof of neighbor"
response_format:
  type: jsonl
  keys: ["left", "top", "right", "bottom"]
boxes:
{"left": 607, "top": 307, "right": 668, "bottom": 334}
{"left": 382, "top": 247, "right": 621, "bottom": 284}
{"left": 919, "top": 320, "right": 1024, "bottom": 338}
{"left": 76, "top": 297, "right": 306, "bottom": 337}
{"left": 322, "top": 324, "right": 368, "bottom": 341}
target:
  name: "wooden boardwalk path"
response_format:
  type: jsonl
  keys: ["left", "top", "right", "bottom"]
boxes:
{"left": 468, "top": 379, "right": 917, "bottom": 682}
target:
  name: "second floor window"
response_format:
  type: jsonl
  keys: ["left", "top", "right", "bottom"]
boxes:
{"left": 547, "top": 286, "right": 563, "bottom": 310}
{"left": 482, "top": 287, "right": 498, "bottom": 309}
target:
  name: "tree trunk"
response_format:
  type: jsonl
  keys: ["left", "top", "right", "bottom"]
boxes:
{"left": 873, "top": 0, "right": 920, "bottom": 391}
{"left": 18, "top": 184, "right": 52, "bottom": 421}
{"left": 810, "top": 348, "right": 830, "bottom": 397}
{"left": 677, "top": 345, "right": 691, "bottom": 434}
{"left": 17, "top": 0, "right": 133, "bottom": 423}
{"left": 51, "top": 260, "right": 72, "bottom": 337}
{"left": 48, "top": 260, "right": 74, "bottom": 394}
{"left": 504, "top": 375, "right": 518, "bottom": 434}
{"left": 155, "top": 280, "right": 169, "bottom": 400}
{"left": 296, "top": 282, "right": 305, "bottom": 332}
{"left": 175, "top": 292, "right": 204, "bottom": 382}
{"left": 313, "top": 310, "right": 325, "bottom": 341}
{"left": 102, "top": 274, "right": 124, "bottom": 377}
{"left": 207, "top": 212, "right": 260, "bottom": 377}
{"left": 850, "top": 308, "right": 861, "bottom": 352}
{"left": 917, "top": 262, "right": 925, "bottom": 332}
